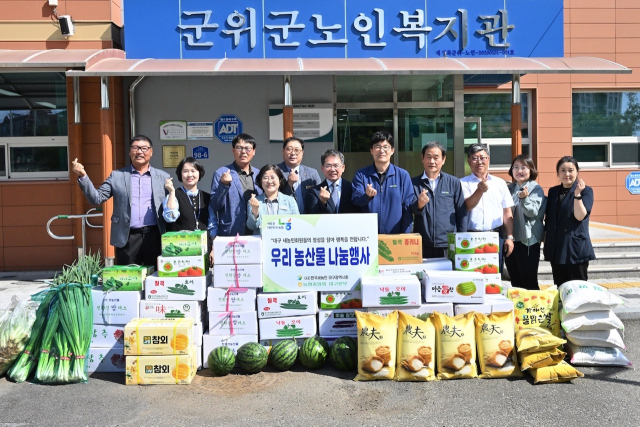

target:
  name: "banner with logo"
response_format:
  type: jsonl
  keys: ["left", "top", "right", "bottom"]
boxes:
{"left": 261, "top": 214, "right": 379, "bottom": 292}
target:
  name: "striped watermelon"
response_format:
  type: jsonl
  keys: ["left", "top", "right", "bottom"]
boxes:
{"left": 299, "top": 336, "right": 328, "bottom": 369}
{"left": 237, "top": 342, "right": 268, "bottom": 373}
{"left": 268, "top": 339, "right": 299, "bottom": 371}
{"left": 329, "top": 336, "right": 357, "bottom": 371}
{"left": 208, "top": 346, "right": 235, "bottom": 376}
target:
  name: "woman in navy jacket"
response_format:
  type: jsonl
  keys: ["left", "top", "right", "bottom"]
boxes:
{"left": 543, "top": 156, "right": 596, "bottom": 285}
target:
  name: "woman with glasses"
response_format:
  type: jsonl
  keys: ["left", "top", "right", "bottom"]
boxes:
{"left": 163, "top": 157, "right": 210, "bottom": 234}
{"left": 505, "top": 155, "right": 546, "bottom": 290}
{"left": 246, "top": 164, "right": 299, "bottom": 235}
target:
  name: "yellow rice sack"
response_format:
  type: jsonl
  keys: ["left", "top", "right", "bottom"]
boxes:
{"left": 354, "top": 311, "right": 398, "bottom": 381}
{"left": 528, "top": 360, "right": 584, "bottom": 384}
{"left": 432, "top": 311, "right": 477, "bottom": 380}
{"left": 515, "top": 327, "right": 566, "bottom": 354}
{"left": 394, "top": 311, "right": 437, "bottom": 382}
{"left": 518, "top": 349, "right": 567, "bottom": 371}
{"left": 474, "top": 312, "right": 522, "bottom": 378}
{"left": 508, "top": 288, "right": 561, "bottom": 337}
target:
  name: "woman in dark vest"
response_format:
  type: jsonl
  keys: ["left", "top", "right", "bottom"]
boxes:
{"left": 163, "top": 157, "right": 210, "bottom": 235}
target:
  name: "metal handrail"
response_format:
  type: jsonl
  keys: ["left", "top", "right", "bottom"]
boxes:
{"left": 46, "top": 210, "right": 104, "bottom": 258}
{"left": 84, "top": 207, "right": 103, "bottom": 229}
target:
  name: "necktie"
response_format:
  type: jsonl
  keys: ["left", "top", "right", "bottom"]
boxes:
{"left": 331, "top": 183, "right": 340, "bottom": 212}
{"left": 292, "top": 169, "right": 299, "bottom": 191}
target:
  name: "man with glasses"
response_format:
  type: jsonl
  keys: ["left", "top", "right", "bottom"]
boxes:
{"left": 71, "top": 135, "right": 169, "bottom": 265}
{"left": 461, "top": 143, "right": 514, "bottom": 272}
{"left": 352, "top": 131, "right": 414, "bottom": 234}
{"left": 307, "top": 149, "right": 359, "bottom": 214}
{"left": 277, "top": 136, "right": 321, "bottom": 214}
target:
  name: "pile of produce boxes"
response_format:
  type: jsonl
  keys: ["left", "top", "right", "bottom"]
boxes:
{"left": 259, "top": 291, "right": 318, "bottom": 351}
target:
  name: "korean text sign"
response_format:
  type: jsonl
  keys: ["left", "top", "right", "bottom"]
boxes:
{"left": 261, "top": 213, "right": 378, "bottom": 292}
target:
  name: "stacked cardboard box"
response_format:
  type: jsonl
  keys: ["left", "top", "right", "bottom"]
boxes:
{"left": 258, "top": 292, "right": 318, "bottom": 351}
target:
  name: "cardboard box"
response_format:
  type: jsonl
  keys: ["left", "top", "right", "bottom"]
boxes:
{"left": 423, "top": 270, "right": 485, "bottom": 303}
{"left": 486, "top": 294, "right": 515, "bottom": 313}
{"left": 90, "top": 324, "right": 125, "bottom": 348}
{"left": 193, "top": 322, "right": 204, "bottom": 347}
{"left": 213, "top": 236, "right": 262, "bottom": 265}
{"left": 361, "top": 275, "right": 422, "bottom": 307}
{"left": 157, "top": 255, "right": 207, "bottom": 277}
{"left": 258, "top": 315, "right": 317, "bottom": 340}
{"left": 124, "top": 318, "right": 194, "bottom": 355}
{"left": 87, "top": 346, "right": 126, "bottom": 373}
{"left": 208, "top": 311, "right": 258, "bottom": 336}
{"left": 161, "top": 230, "right": 208, "bottom": 257}
{"left": 257, "top": 292, "right": 317, "bottom": 318}
{"left": 367, "top": 303, "right": 454, "bottom": 318}
{"left": 318, "top": 309, "right": 364, "bottom": 337}
{"left": 319, "top": 291, "right": 362, "bottom": 309}
{"left": 378, "top": 234, "right": 422, "bottom": 265}
{"left": 202, "top": 333, "right": 258, "bottom": 368}
{"left": 126, "top": 348, "right": 197, "bottom": 385}
{"left": 378, "top": 259, "right": 452, "bottom": 279}
{"left": 422, "top": 257, "right": 454, "bottom": 270}
{"left": 447, "top": 232, "right": 500, "bottom": 258}
{"left": 207, "top": 287, "right": 257, "bottom": 312}
{"left": 482, "top": 274, "right": 507, "bottom": 296}
{"left": 92, "top": 288, "right": 143, "bottom": 325}
{"left": 144, "top": 273, "right": 207, "bottom": 301}
{"left": 212, "top": 264, "right": 263, "bottom": 288}
{"left": 196, "top": 345, "right": 202, "bottom": 371}
{"left": 139, "top": 301, "right": 204, "bottom": 323}
{"left": 453, "top": 254, "right": 500, "bottom": 273}
{"left": 454, "top": 303, "right": 493, "bottom": 316}
{"left": 102, "top": 266, "right": 154, "bottom": 291}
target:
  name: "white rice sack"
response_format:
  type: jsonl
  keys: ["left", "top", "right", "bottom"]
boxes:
{"left": 566, "top": 343, "right": 632, "bottom": 367}
{"left": 566, "top": 329, "right": 625, "bottom": 350}
{"left": 559, "top": 281, "right": 623, "bottom": 314}
{"left": 560, "top": 310, "right": 624, "bottom": 333}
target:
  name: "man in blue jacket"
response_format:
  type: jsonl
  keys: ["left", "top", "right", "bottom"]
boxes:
{"left": 411, "top": 142, "right": 467, "bottom": 258}
{"left": 352, "top": 131, "right": 414, "bottom": 234}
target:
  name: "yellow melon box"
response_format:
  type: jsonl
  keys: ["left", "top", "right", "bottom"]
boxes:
{"left": 126, "top": 348, "right": 197, "bottom": 385}
{"left": 124, "top": 318, "right": 193, "bottom": 356}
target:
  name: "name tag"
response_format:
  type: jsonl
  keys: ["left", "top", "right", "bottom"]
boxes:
{"left": 306, "top": 185, "right": 314, "bottom": 189}
{"left": 441, "top": 191, "right": 450, "bottom": 194}
{"left": 389, "top": 185, "right": 398, "bottom": 188}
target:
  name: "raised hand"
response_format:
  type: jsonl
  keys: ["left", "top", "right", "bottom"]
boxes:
{"left": 575, "top": 178, "right": 586, "bottom": 197}
{"left": 165, "top": 177, "right": 175, "bottom": 193}
{"left": 220, "top": 169, "right": 232, "bottom": 185}
{"left": 477, "top": 176, "right": 489, "bottom": 193}
{"left": 319, "top": 186, "right": 330, "bottom": 204}
{"left": 365, "top": 183, "right": 377, "bottom": 198}
{"left": 417, "top": 188, "right": 430, "bottom": 209}
{"left": 249, "top": 193, "right": 260, "bottom": 216}
{"left": 518, "top": 186, "right": 529, "bottom": 199}
{"left": 71, "top": 158, "right": 86, "bottom": 177}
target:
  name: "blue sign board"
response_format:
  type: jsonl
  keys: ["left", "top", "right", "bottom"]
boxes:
{"left": 192, "top": 146, "right": 209, "bottom": 160}
{"left": 124, "top": 0, "right": 564, "bottom": 59}
{"left": 214, "top": 115, "right": 242, "bottom": 144}
{"left": 626, "top": 172, "right": 640, "bottom": 195}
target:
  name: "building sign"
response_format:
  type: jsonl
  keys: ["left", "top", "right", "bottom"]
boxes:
{"left": 261, "top": 214, "right": 378, "bottom": 292}
{"left": 125, "top": 0, "right": 563, "bottom": 60}
{"left": 187, "top": 122, "right": 214, "bottom": 140}
{"left": 626, "top": 172, "right": 640, "bottom": 195}
{"left": 214, "top": 115, "right": 242, "bottom": 144}
{"left": 159, "top": 121, "right": 187, "bottom": 140}
{"left": 162, "top": 145, "right": 186, "bottom": 168}
{"left": 192, "top": 146, "right": 209, "bottom": 160}
{"left": 269, "top": 104, "right": 333, "bottom": 143}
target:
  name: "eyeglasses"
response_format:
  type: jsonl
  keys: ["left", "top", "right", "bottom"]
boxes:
{"left": 372, "top": 144, "right": 392, "bottom": 152}
{"left": 130, "top": 145, "right": 151, "bottom": 153}
{"left": 234, "top": 146, "right": 253, "bottom": 152}
{"left": 512, "top": 166, "right": 529, "bottom": 171}
{"left": 285, "top": 148, "right": 302, "bottom": 154}
{"left": 470, "top": 156, "right": 489, "bottom": 163}
{"left": 261, "top": 175, "right": 279, "bottom": 182}
{"left": 323, "top": 163, "right": 343, "bottom": 169}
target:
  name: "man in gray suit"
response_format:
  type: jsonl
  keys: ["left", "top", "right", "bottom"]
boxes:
{"left": 72, "top": 135, "right": 169, "bottom": 266}
{"left": 277, "top": 136, "right": 321, "bottom": 214}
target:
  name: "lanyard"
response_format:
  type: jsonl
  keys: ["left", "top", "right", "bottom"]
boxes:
{"left": 180, "top": 187, "right": 200, "bottom": 229}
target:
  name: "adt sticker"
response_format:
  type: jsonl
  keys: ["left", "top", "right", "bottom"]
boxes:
{"left": 626, "top": 171, "right": 640, "bottom": 195}
{"left": 214, "top": 115, "right": 242, "bottom": 144}
{"left": 192, "top": 146, "right": 209, "bottom": 160}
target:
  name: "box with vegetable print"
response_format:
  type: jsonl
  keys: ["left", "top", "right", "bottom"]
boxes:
{"left": 318, "top": 309, "right": 364, "bottom": 337}
{"left": 453, "top": 254, "right": 500, "bottom": 273}
{"left": 258, "top": 315, "right": 317, "bottom": 340}
{"left": 156, "top": 255, "right": 207, "bottom": 277}
{"left": 378, "top": 234, "right": 422, "bottom": 265}
{"left": 257, "top": 292, "right": 317, "bottom": 318}
{"left": 447, "top": 232, "right": 499, "bottom": 258}
{"left": 86, "top": 346, "right": 126, "bottom": 373}
{"left": 161, "top": 230, "right": 208, "bottom": 257}
{"left": 90, "top": 324, "right": 125, "bottom": 348}
{"left": 319, "top": 290, "right": 362, "bottom": 309}
{"left": 144, "top": 273, "right": 207, "bottom": 301}
{"left": 361, "top": 275, "right": 422, "bottom": 308}
{"left": 139, "top": 301, "right": 204, "bottom": 322}
{"left": 102, "top": 266, "right": 155, "bottom": 291}
{"left": 423, "top": 270, "right": 485, "bottom": 303}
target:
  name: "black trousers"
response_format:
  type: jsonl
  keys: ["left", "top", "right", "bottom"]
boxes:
{"left": 551, "top": 261, "right": 589, "bottom": 286}
{"left": 504, "top": 241, "right": 541, "bottom": 290}
{"left": 423, "top": 247, "right": 447, "bottom": 259}
{"left": 116, "top": 226, "right": 161, "bottom": 266}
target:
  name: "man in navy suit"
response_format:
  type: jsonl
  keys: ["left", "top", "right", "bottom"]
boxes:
{"left": 277, "top": 136, "right": 321, "bottom": 214}
{"left": 307, "top": 149, "right": 359, "bottom": 214}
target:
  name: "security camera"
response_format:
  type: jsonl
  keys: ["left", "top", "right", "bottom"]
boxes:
{"left": 59, "top": 15, "right": 74, "bottom": 37}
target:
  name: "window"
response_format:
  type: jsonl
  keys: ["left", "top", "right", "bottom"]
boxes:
{"left": 0, "top": 72, "right": 68, "bottom": 179}
{"left": 572, "top": 91, "right": 640, "bottom": 167}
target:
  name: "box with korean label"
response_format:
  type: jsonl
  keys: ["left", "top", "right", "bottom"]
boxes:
{"left": 139, "top": 301, "right": 204, "bottom": 323}
{"left": 213, "top": 236, "right": 262, "bottom": 265}
{"left": 378, "top": 234, "right": 422, "bottom": 265}
{"left": 102, "top": 266, "right": 154, "bottom": 291}
{"left": 318, "top": 309, "right": 364, "bottom": 337}
{"left": 90, "top": 324, "right": 125, "bottom": 348}
{"left": 482, "top": 274, "right": 507, "bottom": 296}
{"left": 486, "top": 294, "right": 515, "bottom": 313}
{"left": 319, "top": 291, "right": 362, "bottom": 309}
{"left": 453, "top": 254, "right": 500, "bottom": 273}
{"left": 378, "top": 259, "right": 451, "bottom": 280}
{"left": 161, "top": 230, "right": 208, "bottom": 257}
{"left": 422, "top": 257, "right": 454, "bottom": 271}
{"left": 454, "top": 303, "right": 493, "bottom": 316}
{"left": 207, "top": 287, "right": 257, "bottom": 312}
{"left": 258, "top": 315, "right": 317, "bottom": 340}
{"left": 447, "top": 232, "right": 499, "bottom": 258}
{"left": 87, "top": 346, "right": 126, "bottom": 373}
{"left": 423, "top": 270, "right": 485, "bottom": 303}
{"left": 144, "top": 273, "right": 207, "bottom": 301}
{"left": 193, "top": 322, "right": 204, "bottom": 347}
{"left": 92, "top": 288, "right": 143, "bottom": 325}
{"left": 367, "top": 303, "right": 454, "bottom": 318}
{"left": 212, "top": 264, "right": 262, "bottom": 288}
{"left": 125, "top": 348, "right": 197, "bottom": 385}
{"left": 257, "top": 292, "right": 317, "bottom": 318}
{"left": 202, "top": 333, "right": 258, "bottom": 368}
{"left": 361, "top": 275, "right": 422, "bottom": 308}
{"left": 208, "top": 311, "right": 258, "bottom": 336}
{"left": 124, "top": 318, "right": 193, "bottom": 356}
{"left": 157, "top": 255, "right": 208, "bottom": 277}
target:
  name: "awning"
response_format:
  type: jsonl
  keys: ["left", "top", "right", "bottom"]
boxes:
{"left": 0, "top": 49, "right": 125, "bottom": 70}
{"left": 65, "top": 56, "right": 630, "bottom": 77}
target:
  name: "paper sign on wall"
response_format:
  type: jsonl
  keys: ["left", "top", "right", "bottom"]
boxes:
{"left": 160, "top": 121, "right": 187, "bottom": 140}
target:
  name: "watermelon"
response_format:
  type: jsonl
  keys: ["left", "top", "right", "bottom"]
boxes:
{"left": 268, "top": 339, "right": 299, "bottom": 371}
{"left": 329, "top": 336, "right": 357, "bottom": 371}
{"left": 236, "top": 342, "right": 268, "bottom": 374}
{"left": 299, "top": 336, "right": 328, "bottom": 369}
{"left": 208, "top": 346, "right": 235, "bottom": 376}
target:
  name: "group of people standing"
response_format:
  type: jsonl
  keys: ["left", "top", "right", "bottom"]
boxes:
{"left": 71, "top": 132, "right": 595, "bottom": 290}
